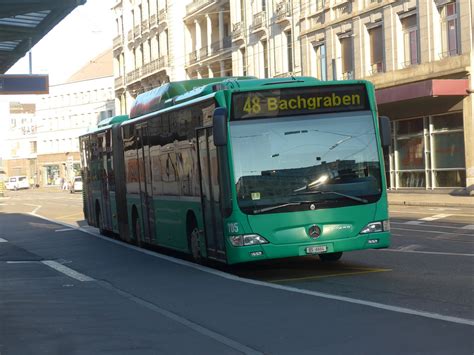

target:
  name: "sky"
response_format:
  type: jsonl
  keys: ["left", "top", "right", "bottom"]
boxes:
{"left": 0, "top": 0, "right": 116, "bottom": 159}
{"left": 6, "top": 0, "right": 116, "bottom": 85}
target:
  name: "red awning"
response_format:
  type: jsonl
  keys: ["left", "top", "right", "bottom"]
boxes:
{"left": 376, "top": 79, "right": 469, "bottom": 105}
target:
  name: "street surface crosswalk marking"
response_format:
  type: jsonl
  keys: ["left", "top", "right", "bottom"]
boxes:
{"left": 404, "top": 214, "right": 453, "bottom": 225}
{"left": 0, "top": 238, "right": 8, "bottom": 242}
{"left": 461, "top": 225, "right": 474, "bottom": 230}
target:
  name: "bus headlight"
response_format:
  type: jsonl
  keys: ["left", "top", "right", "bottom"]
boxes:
{"left": 360, "top": 220, "right": 390, "bottom": 234}
{"left": 229, "top": 234, "right": 269, "bottom": 247}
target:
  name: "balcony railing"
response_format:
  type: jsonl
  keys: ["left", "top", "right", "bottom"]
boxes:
{"left": 141, "top": 19, "right": 149, "bottom": 34}
{"left": 186, "top": 0, "right": 213, "bottom": 15}
{"left": 134, "top": 25, "right": 141, "bottom": 39}
{"left": 199, "top": 47, "right": 208, "bottom": 58}
{"left": 150, "top": 14, "right": 157, "bottom": 29}
{"left": 114, "top": 76, "right": 124, "bottom": 88}
{"left": 127, "top": 30, "right": 133, "bottom": 43}
{"left": 341, "top": 71, "right": 354, "bottom": 80}
{"left": 232, "top": 22, "right": 243, "bottom": 40}
{"left": 113, "top": 35, "right": 123, "bottom": 49}
{"left": 276, "top": 2, "right": 291, "bottom": 21}
{"left": 158, "top": 8, "right": 167, "bottom": 23}
{"left": 126, "top": 68, "right": 141, "bottom": 84}
{"left": 210, "top": 36, "right": 232, "bottom": 54}
{"left": 369, "top": 62, "right": 384, "bottom": 75}
{"left": 252, "top": 11, "right": 266, "bottom": 31}
{"left": 188, "top": 50, "right": 198, "bottom": 65}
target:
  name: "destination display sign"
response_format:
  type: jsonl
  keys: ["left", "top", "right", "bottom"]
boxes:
{"left": 232, "top": 84, "right": 369, "bottom": 120}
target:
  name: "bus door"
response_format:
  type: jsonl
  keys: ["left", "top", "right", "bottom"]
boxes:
{"left": 197, "top": 127, "right": 226, "bottom": 261}
{"left": 99, "top": 132, "right": 112, "bottom": 231}
{"left": 136, "top": 124, "right": 155, "bottom": 244}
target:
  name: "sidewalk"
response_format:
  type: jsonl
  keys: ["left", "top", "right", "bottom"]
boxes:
{"left": 388, "top": 191, "right": 474, "bottom": 208}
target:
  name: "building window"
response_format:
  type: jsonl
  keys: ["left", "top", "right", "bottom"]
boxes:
{"left": 313, "top": 43, "right": 327, "bottom": 80}
{"left": 394, "top": 118, "right": 425, "bottom": 188}
{"left": 30, "top": 141, "right": 37, "bottom": 154}
{"left": 339, "top": 35, "right": 353, "bottom": 79}
{"left": 261, "top": 0, "right": 267, "bottom": 12}
{"left": 438, "top": 1, "right": 458, "bottom": 58}
{"left": 368, "top": 25, "right": 384, "bottom": 74}
{"left": 401, "top": 14, "right": 419, "bottom": 67}
{"left": 285, "top": 30, "right": 293, "bottom": 72}
{"left": 240, "top": 0, "right": 245, "bottom": 21}
{"left": 261, "top": 39, "right": 269, "bottom": 78}
{"left": 240, "top": 48, "right": 247, "bottom": 76}
{"left": 390, "top": 112, "right": 466, "bottom": 189}
{"left": 431, "top": 112, "right": 465, "bottom": 187}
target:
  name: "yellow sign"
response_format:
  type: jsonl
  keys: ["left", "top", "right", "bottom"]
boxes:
{"left": 233, "top": 85, "right": 368, "bottom": 120}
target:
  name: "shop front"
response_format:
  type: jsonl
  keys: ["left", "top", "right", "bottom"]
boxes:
{"left": 376, "top": 79, "right": 472, "bottom": 191}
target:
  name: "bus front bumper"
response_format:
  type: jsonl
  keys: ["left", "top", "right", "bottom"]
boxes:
{"left": 226, "top": 232, "right": 391, "bottom": 264}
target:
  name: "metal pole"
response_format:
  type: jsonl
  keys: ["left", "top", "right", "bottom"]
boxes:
{"left": 28, "top": 38, "right": 32, "bottom": 74}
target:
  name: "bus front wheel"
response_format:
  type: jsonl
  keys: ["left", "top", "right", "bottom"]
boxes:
{"left": 319, "top": 252, "right": 343, "bottom": 262}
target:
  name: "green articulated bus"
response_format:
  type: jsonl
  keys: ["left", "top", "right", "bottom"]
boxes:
{"left": 80, "top": 76, "right": 392, "bottom": 264}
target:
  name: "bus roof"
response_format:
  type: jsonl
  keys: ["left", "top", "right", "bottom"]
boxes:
{"left": 97, "top": 114, "right": 129, "bottom": 128}
{"left": 129, "top": 77, "right": 254, "bottom": 119}
{"left": 79, "top": 114, "right": 129, "bottom": 138}
{"left": 129, "top": 76, "right": 374, "bottom": 120}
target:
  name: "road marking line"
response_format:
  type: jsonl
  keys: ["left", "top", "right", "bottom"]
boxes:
{"left": 396, "top": 244, "right": 421, "bottom": 251}
{"left": 97, "top": 281, "right": 263, "bottom": 355}
{"left": 25, "top": 203, "right": 42, "bottom": 214}
{"left": 392, "top": 221, "right": 474, "bottom": 231}
{"left": 390, "top": 210, "right": 474, "bottom": 217}
{"left": 55, "top": 228, "right": 75, "bottom": 232}
{"left": 381, "top": 249, "right": 474, "bottom": 257}
{"left": 0, "top": 238, "right": 8, "bottom": 242}
{"left": 55, "top": 212, "right": 83, "bottom": 219}
{"left": 41, "top": 260, "right": 94, "bottom": 282}
{"left": 30, "top": 213, "right": 474, "bottom": 327}
{"left": 462, "top": 225, "right": 474, "bottom": 230}
{"left": 404, "top": 221, "right": 424, "bottom": 225}
{"left": 419, "top": 214, "right": 453, "bottom": 221}
{"left": 6, "top": 261, "right": 38, "bottom": 264}
{"left": 270, "top": 268, "right": 392, "bottom": 283}
{"left": 392, "top": 227, "right": 474, "bottom": 236}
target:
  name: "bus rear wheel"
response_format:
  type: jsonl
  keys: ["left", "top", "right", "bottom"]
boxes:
{"left": 132, "top": 212, "right": 142, "bottom": 247}
{"left": 95, "top": 203, "right": 106, "bottom": 235}
{"left": 319, "top": 252, "right": 343, "bottom": 262}
{"left": 190, "top": 227, "right": 202, "bottom": 264}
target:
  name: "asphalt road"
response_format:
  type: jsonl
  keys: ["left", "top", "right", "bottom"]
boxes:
{"left": 0, "top": 188, "right": 473, "bottom": 354}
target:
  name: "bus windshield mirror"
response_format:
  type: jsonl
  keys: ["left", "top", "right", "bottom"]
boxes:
{"left": 213, "top": 107, "right": 228, "bottom": 146}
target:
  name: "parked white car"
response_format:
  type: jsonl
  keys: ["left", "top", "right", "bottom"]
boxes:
{"left": 70, "top": 176, "right": 83, "bottom": 193}
{"left": 6, "top": 176, "right": 29, "bottom": 190}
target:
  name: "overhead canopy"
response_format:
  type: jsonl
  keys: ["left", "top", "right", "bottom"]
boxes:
{"left": 0, "top": 0, "right": 86, "bottom": 74}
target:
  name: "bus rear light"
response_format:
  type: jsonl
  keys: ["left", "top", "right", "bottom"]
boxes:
{"left": 229, "top": 234, "right": 269, "bottom": 247}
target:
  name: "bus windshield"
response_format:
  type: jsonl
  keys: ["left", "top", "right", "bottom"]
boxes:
{"left": 230, "top": 111, "right": 382, "bottom": 214}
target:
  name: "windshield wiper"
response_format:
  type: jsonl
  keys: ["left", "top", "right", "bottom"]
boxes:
{"left": 253, "top": 202, "right": 304, "bottom": 214}
{"left": 292, "top": 189, "right": 368, "bottom": 204}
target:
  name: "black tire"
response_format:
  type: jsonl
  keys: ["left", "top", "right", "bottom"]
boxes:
{"left": 132, "top": 210, "right": 142, "bottom": 246}
{"left": 96, "top": 203, "right": 106, "bottom": 235}
{"left": 319, "top": 252, "right": 343, "bottom": 262}
{"left": 190, "top": 227, "right": 202, "bottom": 263}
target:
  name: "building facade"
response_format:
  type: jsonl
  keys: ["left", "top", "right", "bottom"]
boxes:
{"left": 112, "top": 0, "right": 472, "bottom": 192}
{"left": 113, "top": 0, "right": 234, "bottom": 113}
{"left": 230, "top": 0, "right": 473, "bottom": 192}
{"left": 1, "top": 50, "right": 115, "bottom": 187}
{"left": 113, "top": 0, "right": 190, "bottom": 115}
{"left": 1, "top": 102, "right": 38, "bottom": 185}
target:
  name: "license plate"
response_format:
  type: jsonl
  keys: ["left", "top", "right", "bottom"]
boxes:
{"left": 306, "top": 246, "right": 327, "bottom": 254}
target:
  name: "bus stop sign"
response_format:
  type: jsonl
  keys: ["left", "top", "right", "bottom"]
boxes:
{"left": 0, "top": 74, "right": 49, "bottom": 95}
